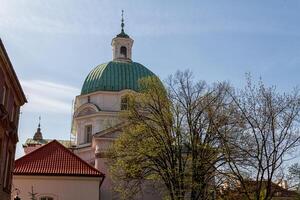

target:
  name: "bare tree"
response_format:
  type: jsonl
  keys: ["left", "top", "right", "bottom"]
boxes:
{"left": 29, "top": 186, "right": 38, "bottom": 200}
{"left": 108, "top": 71, "right": 232, "bottom": 200}
{"left": 167, "top": 71, "right": 233, "bottom": 200}
{"left": 222, "top": 75, "right": 300, "bottom": 200}
{"left": 288, "top": 163, "right": 300, "bottom": 191}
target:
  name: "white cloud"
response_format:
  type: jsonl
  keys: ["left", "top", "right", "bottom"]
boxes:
{"left": 0, "top": 0, "right": 114, "bottom": 36}
{"left": 21, "top": 80, "right": 79, "bottom": 114}
{"left": 1, "top": 0, "right": 300, "bottom": 39}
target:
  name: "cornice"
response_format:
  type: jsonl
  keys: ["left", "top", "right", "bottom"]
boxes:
{"left": 74, "top": 111, "right": 120, "bottom": 120}
{"left": 76, "top": 89, "right": 136, "bottom": 99}
{"left": 0, "top": 39, "right": 27, "bottom": 104}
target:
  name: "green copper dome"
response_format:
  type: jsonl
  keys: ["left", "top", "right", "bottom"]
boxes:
{"left": 81, "top": 61, "right": 156, "bottom": 95}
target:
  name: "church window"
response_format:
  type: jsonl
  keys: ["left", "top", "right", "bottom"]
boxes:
{"left": 84, "top": 125, "right": 92, "bottom": 143}
{"left": 120, "top": 46, "right": 127, "bottom": 58}
{"left": 121, "top": 96, "right": 129, "bottom": 110}
{"left": 40, "top": 197, "right": 54, "bottom": 200}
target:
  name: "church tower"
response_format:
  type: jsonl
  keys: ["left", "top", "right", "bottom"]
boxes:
{"left": 23, "top": 117, "right": 72, "bottom": 155}
{"left": 72, "top": 11, "right": 159, "bottom": 200}
{"left": 22, "top": 117, "right": 44, "bottom": 154}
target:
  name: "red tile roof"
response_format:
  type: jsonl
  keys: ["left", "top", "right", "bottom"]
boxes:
{"left": 14, "top": 140, "right": 104, "bottom": 177}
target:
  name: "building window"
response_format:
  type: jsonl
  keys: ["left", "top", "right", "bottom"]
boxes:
{"left": 121, "top": 96, "right": 129, "bottom": 110}
{"left": 120, "top": 46, "right": 127, "bottom": 58}
{"left": 2, "top": 85, "right": 6, "bottom": 105}
{"left": 3, "top": 150, "right": 12, "bottom": 190}
{"left": 84, "top": 125, "right": 92, "bottom": 143}
{"left": 0, "top": 138, "right": 2, "bottom": 173}
{"left": 15, "top": 106, "right": 20, "bottom": 123}
{"left": 40, "top": 197, "right": 54, "bottom": 200}
{"left": 10, "top": 104, "right": 15, "bottom": 122}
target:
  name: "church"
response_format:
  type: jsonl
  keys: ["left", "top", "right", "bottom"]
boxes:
{"left": 17, "top": 12, "right": 160, "bottom": 200}
{"left": 71, "top": 12, "right": 158, "bottom": 200}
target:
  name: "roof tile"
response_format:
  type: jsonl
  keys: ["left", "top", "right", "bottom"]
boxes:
{"left": 14, "top": 140, "right": 104, "bottom": 177}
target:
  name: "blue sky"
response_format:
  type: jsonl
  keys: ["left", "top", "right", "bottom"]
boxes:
{"left": 1, "top": 0, "right": 300, "bottom": 158}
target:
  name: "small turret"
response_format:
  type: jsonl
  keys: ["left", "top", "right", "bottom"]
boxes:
{"left": 33, "top": 116, "right": 43, "bottom": 140}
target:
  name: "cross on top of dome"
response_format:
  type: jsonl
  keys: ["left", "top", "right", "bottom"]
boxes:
{"left": 117, "top": 10, "right": 130, "bottom": 38}
{"left": 111, "top": 10, "right": 134, "bottom": 62}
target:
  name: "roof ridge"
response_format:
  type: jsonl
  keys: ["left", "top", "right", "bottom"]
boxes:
{"left": 0, "top": 39, "right": 27, "bottom": 103}
{"left": 15, "top": 139, "right": 57, "bottom": 162}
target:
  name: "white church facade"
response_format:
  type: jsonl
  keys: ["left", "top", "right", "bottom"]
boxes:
{"left": 72, "top": 14, "right": 159, "bottom": 199}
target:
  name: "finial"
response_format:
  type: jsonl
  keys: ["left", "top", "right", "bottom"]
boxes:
{"left": 121, "top": 10, "right": 125, "bottom": 33}
{"left": 33, "top": 116, "right": 43, "bottom": 140}
{"left": 38, "top": 115, "right": 41, "bottom": 129}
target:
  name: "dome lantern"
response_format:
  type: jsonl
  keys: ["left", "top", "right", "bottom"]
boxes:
{"left": 111, "top": 10, "right": 134, "bottom": 62}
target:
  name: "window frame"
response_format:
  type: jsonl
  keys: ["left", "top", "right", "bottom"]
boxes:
{"left": 3, "top": 149, "right": 12, "bottom": 190}
{"left": 120, "top": 46, "right": 127, "bottom": 58}
{"left": 2, "top": 85, "right": 7, "bottom": 105}
{"left": 84, "top": 125, "right": 92, "bottom": 144}
{"left": 10, "top": 103, "right": 15, "bottom": 122}
{"left": 0, "top": 138, "right": 2, "bottom": 180}
{"left": 40, "top": 196, "right": 54, "bottom": 200}
{"left": 121, "top": 95, "right": 129, "bottom": 110}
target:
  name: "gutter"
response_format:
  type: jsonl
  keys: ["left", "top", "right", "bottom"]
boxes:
{"left": 99, "top": 175, "right": 105, "bottom": 200}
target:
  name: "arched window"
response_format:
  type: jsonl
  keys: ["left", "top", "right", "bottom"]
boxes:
{"left": 120, "top": 46, "right": 127, "bottom": 58}
{"left": 121, "top": 96, "right": 129, "bottom": 110}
